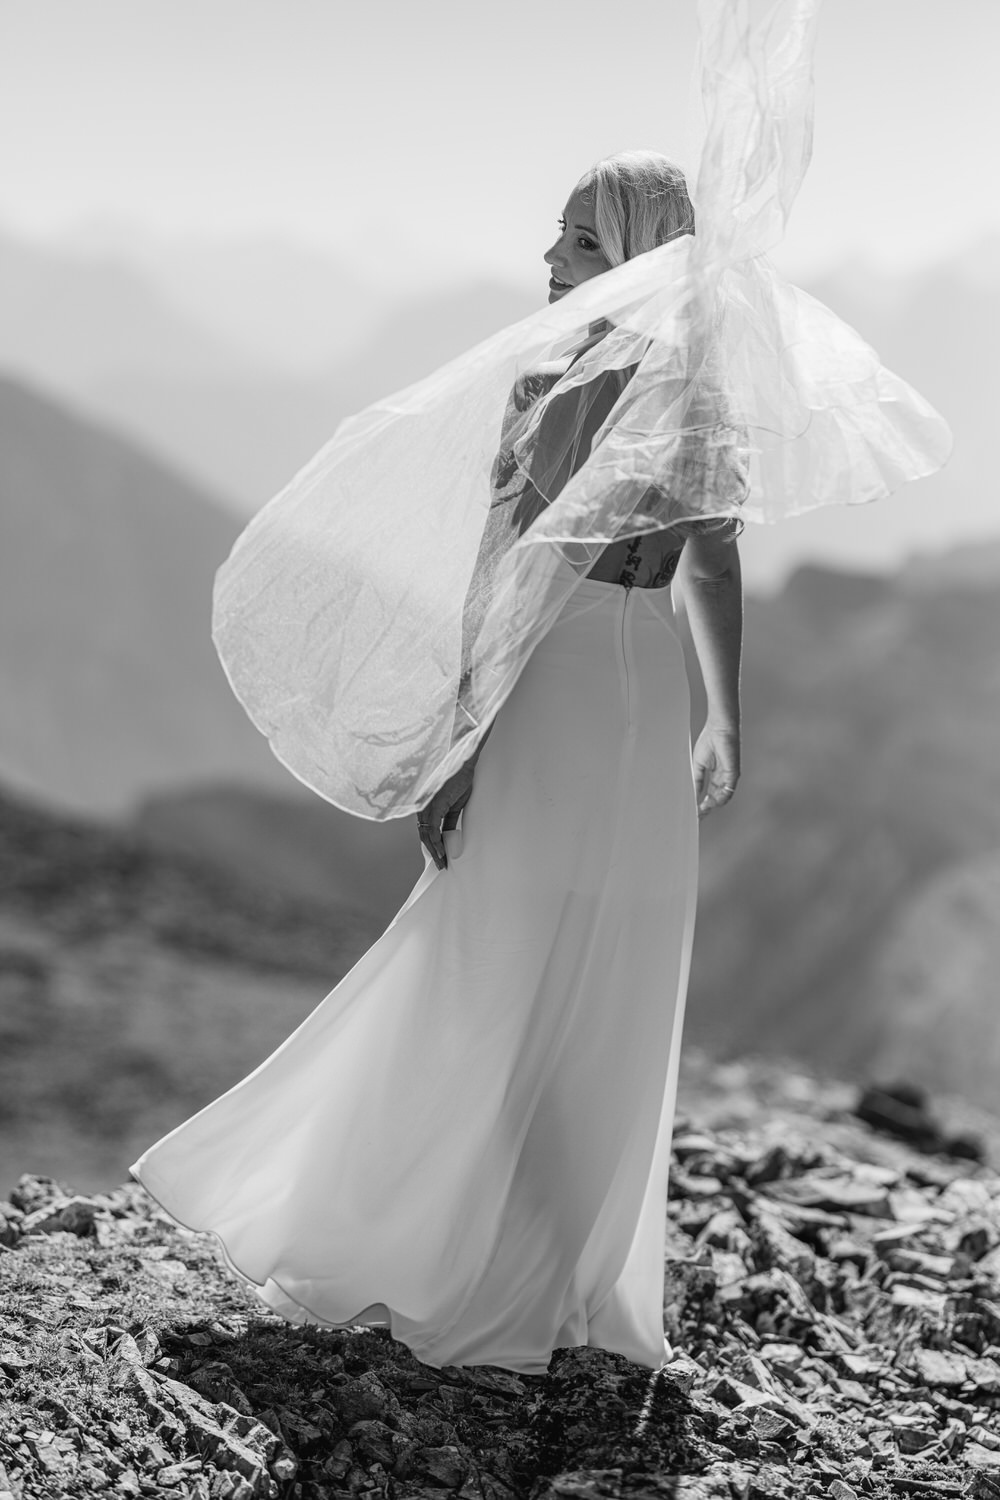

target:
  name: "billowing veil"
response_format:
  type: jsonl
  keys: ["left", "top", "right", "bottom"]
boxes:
{"left": 212, "top": 0, "right": 951, "bottom": 821}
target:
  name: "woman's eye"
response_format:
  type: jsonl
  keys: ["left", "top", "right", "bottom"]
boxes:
{"left": 555, "top": 220, "right": 597, "bottom": 252}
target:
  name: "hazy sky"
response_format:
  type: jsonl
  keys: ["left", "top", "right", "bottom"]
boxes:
{"left": 2, "top": 0, "right": 999, "bottom": 283}
{"left": 2, "top": 0, "right": 998, "bottom": 586}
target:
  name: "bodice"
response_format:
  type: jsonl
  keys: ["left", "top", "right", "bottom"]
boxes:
{"left": 491, "top": 366, "right": 684, "bottom": 591}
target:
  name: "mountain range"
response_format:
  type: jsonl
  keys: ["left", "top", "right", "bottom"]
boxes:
{"left": 127, "top": 543, "right": 1000, "bottom": 1112}
{"left": 0, "top": 375, "right": 288, "bottom": 811}
{"left": 1, "top": 234, "right": 998, "bottom": 1138}
{"left": 0, "top": 228, "right": 536, "bottom": 509}
{"left": 3, "top": 228, "right": 997, "bottom": 575}
{"left": 0, "top": 369, "right": 423, "bottom": 889}
{"left": 691, "top": 548, "right": 1000, "bottom": 1106}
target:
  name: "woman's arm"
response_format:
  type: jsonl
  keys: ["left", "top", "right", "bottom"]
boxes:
{"left": 678, "top": 526, "right": 743, "bottom": 818}
{"left": 420, "top": 364, "right": 628, "bottom": 871}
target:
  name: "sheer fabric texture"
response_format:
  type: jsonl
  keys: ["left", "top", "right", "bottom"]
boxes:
{"left": 210, "top": 0, "right": 951, "bottom": 821}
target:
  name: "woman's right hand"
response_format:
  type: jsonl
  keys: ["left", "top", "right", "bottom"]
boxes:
{"left": 417, "top": 759, "right": 477, "bottom": 871}
{"left": 692, "top": 721, "right": 740, "bottom": 819}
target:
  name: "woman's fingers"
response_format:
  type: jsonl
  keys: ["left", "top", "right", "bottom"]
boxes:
{"left": 418, "top": 792, "right": 451, "bottom": 869}
{"left": 692, "top": 749, "right": 714, "bottom": 813}
{"left": 697, "top": 769, "right": 739, "bottom": 819}
{"left": 419, "top": 813, "right": 447, "bottom": 870}
{"left": 417, "top": 772, "right": 475, "bottom": 870}
{"left": 700, "top": 780, "right": 736, "bottom": 816}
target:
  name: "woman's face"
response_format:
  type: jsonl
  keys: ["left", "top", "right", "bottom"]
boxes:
{"left": 543, "top": 183, "right": 612, "bottom": 303}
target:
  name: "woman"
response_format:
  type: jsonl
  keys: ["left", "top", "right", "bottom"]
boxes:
{"left": 421, "top": 152, "right": 742, "bottom": 876}
{"left": 131, "top": 0, "right": 950, "bottom": 1377}
{"left": 131, "top": 155, "right": 736, "bottom": 1376}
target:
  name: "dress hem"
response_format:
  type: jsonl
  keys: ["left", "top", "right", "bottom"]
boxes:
{"left": 128, "top": 1164, "right": 670, "bottom": 1377}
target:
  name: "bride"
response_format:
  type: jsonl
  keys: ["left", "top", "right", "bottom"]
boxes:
{"left": 130, "top": 0, "right": 950, "bottom": 1376}
{"left": 132, "top": 151, "right": 739, "bottom": 1376}
{"left": 418, "top": 151, "right": 742, "bottom": 874}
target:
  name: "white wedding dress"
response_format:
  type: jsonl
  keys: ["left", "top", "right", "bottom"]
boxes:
{"left": 130, "top": 572, "right": 698, "bottom": 1374}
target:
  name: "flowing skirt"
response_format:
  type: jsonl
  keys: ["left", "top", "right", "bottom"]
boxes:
{"left": 130, "top": 575, "right": 699, "bottom": 1374}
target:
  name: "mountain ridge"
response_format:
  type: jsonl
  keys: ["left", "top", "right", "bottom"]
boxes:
{"left": 5, "top": 225, "right": 995, "bottom": 577}
{"left": 0, "top": 374, "right": 292, "bottom": 814}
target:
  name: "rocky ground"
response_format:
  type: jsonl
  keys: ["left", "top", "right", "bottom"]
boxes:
{"left": 2, "top": 1058, "right": 1000, "bottom": 1500}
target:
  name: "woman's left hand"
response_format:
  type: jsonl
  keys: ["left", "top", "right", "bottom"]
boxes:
{"left": 692, "top": 722, "right": 740, "bottom": 819}
{"left": 417, "top": 759, "right": 477, "bottom": 871}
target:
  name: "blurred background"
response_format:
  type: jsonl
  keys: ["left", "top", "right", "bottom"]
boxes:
{"left": 1, "top": 0, "right": 998, "bottom": 1195}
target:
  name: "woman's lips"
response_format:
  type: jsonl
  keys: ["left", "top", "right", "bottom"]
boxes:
{"left": 549, "top": 275, "right": 571, "bottom": 291}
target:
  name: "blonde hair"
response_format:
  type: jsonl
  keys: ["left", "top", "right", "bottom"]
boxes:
{"left": 581, "top": 151, "right": 695, "bottom": 267}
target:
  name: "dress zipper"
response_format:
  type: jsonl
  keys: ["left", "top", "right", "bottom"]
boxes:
{"left": 621, "top": 579, "right": 633, "bottom": 727}
{"left": 619, "top": 538, "right": 642, "bottom": 727}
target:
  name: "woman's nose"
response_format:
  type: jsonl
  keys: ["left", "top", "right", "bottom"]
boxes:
{"left": 543, "top": 241, "right": 562, "bottom": 267}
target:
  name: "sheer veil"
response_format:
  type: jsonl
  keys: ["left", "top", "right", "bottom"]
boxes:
{"left": 212, "top": 0, "right": 952, "bottom": 820}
